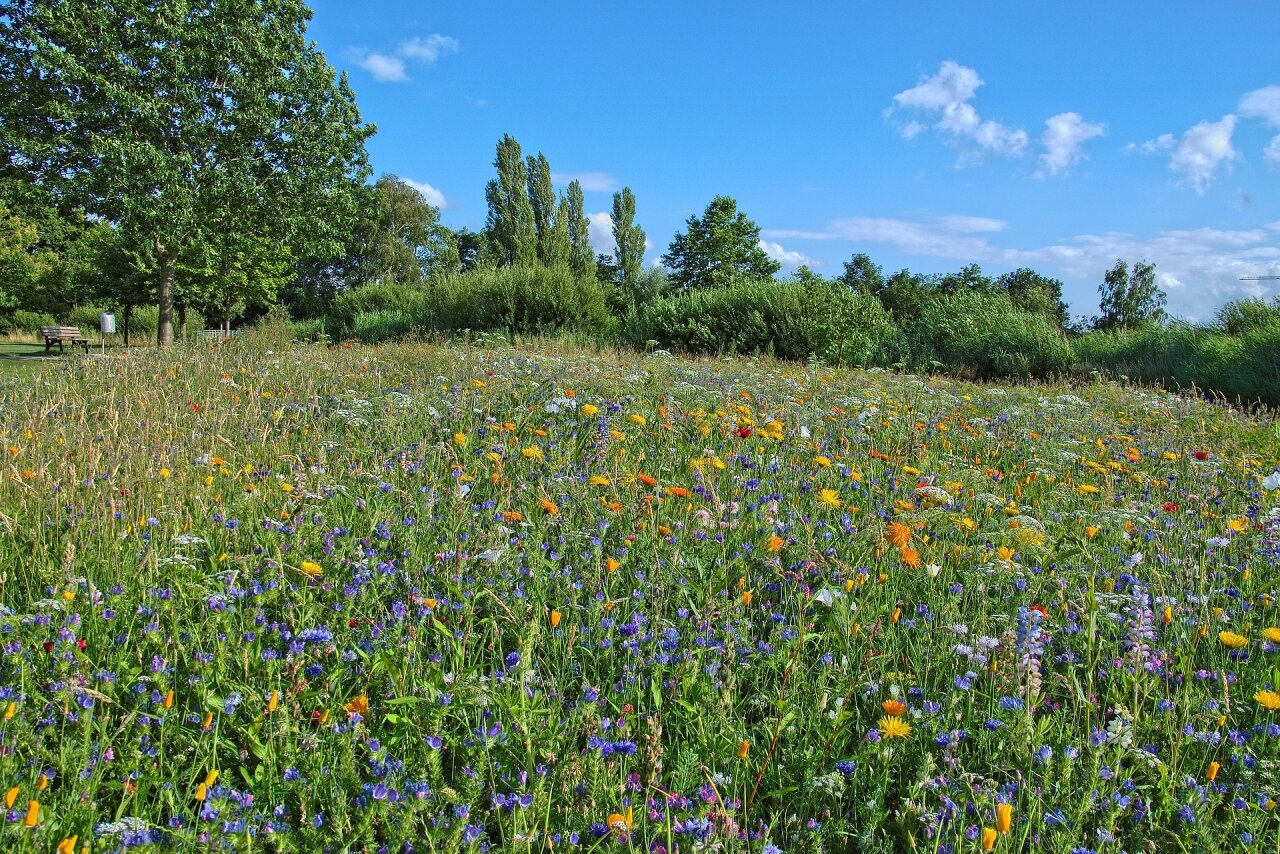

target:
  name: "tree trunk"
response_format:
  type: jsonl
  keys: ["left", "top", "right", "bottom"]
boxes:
{"left": 157, "top": 247, "right": 176, "bottom": 346}
{"left": 178, "top": 304, "right": 187, "bottom": 341}
{"left": 123, "top": 303, "right": 132, "bottom": 347}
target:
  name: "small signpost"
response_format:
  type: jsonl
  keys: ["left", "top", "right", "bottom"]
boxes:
{"left": 100, "top": 312, "right": 115, "bottom": 355}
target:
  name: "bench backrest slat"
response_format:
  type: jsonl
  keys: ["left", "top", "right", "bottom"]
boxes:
{"left": 40, "top": 326, "right": 85, "bottom": 337}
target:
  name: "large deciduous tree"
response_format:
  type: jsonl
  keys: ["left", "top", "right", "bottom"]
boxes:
{"left": 0, "top": 0, "right": 374, "bottom": 345}
{"left": 661, "top": 196, "right": 779, "bottom": 290}
{"left": 1097, "top": 259, "right": 1166, "bottom": 331}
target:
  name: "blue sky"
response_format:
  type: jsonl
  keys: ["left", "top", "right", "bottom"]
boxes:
{"left": 306, "top": 1, "right": 1280, "bottom": 321}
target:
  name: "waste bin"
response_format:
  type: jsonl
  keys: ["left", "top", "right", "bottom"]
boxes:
{"left": 100, "top": 313, "right": 116, "bottom": 335}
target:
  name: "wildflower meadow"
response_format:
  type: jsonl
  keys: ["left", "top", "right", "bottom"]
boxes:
{"left": 2, "top": 328, "right": 1279, "bottom": 853}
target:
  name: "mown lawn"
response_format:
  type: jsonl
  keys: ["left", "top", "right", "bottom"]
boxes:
{"left": 1, "top": 332, "right": 1278, "bottom": 852}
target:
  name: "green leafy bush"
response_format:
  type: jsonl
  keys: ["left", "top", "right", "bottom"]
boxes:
{"left": 907, "top": 290, "right": 1074, "bottom": 379}
{"left": 5, "top": 309, "right": 56, "bottom": 333}
{"left": 427, "top": 267, "right": 615, "bottom": 337}
{"left": 626, "top": 280, "right": 905, "bottom": 366}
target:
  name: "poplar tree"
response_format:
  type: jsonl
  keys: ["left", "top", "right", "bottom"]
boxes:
{"left": 525, "top": 152, "right": 557, "bottom": 266}
{"left": 610, "top": 187, "right": 646, "bottom": 302}
{"left": 484, "top": 135, "right": 536, "bottom": 267}
{"left": 0, "top": 0, "right": 373, "bottom": 345}
{"left": 565, "top": 180, "right": 594, "bottom": 279}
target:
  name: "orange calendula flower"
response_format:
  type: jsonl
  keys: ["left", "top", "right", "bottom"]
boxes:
{"left": 549, "top": 610, "right": 562, "bottom": 629}
{"left": 606, "top": 557, "right": 621, "bottom": 573}
{"left": 1227, "top": 517, "right": 1250, "bottom": 533}
{"left": 162, "top": 689, "right": 174, "bottom": 710}
{"left": 345, "top": 694, "right": 369, "bottom": 717}
{"left": 638, "top": 473, "right": 658, "bottom": 487}
{"left": 606, "top": 806, "right": 634, "bottom": 835}
{"left": 36, "top": 774, "right": 47, "bottom": 792}
{"left": 899, "top": 546, "right": 923, "bottom": 570}
{"left": 882, "top": 699, "right": 907, "bottom": 717}
{"left": 996, "top": 546, "right": 1016, "bottom": 562}
{"left": 768, "top": 535, "right": 785, "bottom": 553}
{"left": 740, "top": 590, "right": 753, "bottom": 606}
{"left": 1084, "top": 525, "right": 1099, "bottom": 539}
{"left": 539, "top": 498, "right": 560, "bottom": 515}
{"left": 202, "top": 711, "right": 214, "bottom": 731}
{"left": 886, "top": 521, "right": 912, "bottom": 547}
{"left": 3, "top": 701, "right": 14, "bottom": 720}
{"left": 1207, "top": 761, "right": 1220, "bottom": 782}
{"left": 664, "top": 486, "right": 690, "bottom": 498}
{"left": 502, "top": 510, "right": 524, "bottom": 523}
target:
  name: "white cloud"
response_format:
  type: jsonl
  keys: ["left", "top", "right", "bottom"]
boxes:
{"left": 1039, "top": 112, "right": 1106, "bottom": 176}
{"left": 587, "top": 212, "right": 615, "bottom": 256}
{"left": 758, "top": 240, "right": 816, "bottom": 269}
{"left": 398, "top": 35, "right": 460, "bottom": 64}
{"left": 553, "top": 172, "right": 619, "bottom": 193}
{"left": 765, "top": 216, "right": 1280, "bottom": 320}
{"left": 1138, "top": 115, "right": 1239, "bottom": 192}
{"left": 1240, "top": 85, "right": 1280, "bottom": 168}
{"left": 354, "top": 33, "right": 458, "bottom": 82}
{"left": 358, "top": 53, "right": 408, "bottom": 83}
{"left": 890, "top": 61, "right": 1028, "bottom": 158}
{"left": 401, "top": 179, "right": 447, "bottom": 209}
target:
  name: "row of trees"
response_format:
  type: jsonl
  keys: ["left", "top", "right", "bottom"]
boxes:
{"left": 0, "top": 0, "right": 1173, "bottom": 344}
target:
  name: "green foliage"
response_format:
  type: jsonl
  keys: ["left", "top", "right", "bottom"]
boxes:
{"left": 1, "top": 0, "right": 374, "bottom": 344}
{"left": 611, "top": 187, "right": 646, "bottom": 303}
{"left": 1073, "top": 324, "right": 1280, "bottom": 406}
{"left": 661, "top": 196, "right": 780, "bottom": 289}
{"left": 429, "top": 267, "right": 614, "bottom": 337}
{"left": 908, "top": 290, "right": 1075, "bottom": 379}
{"left": 1216, "top": 296, "right": 1280, "bottom": 336}
{"left": 1097, "top": 259, "right": 1166, "bottom": 331}
{"left": 484, "top": 135, "right": 537, "bottom": 267}
{"left": 4, "top": 309, "right": 55, "bottom": 333}
{"left": 564, "top": 180, "right": 594, "bottom": 280}
{"left": 997, "top": 267, "right": 1070, "bottom": 330}
{"left": 327, "top": 284, "right": 432, "bottom": 340}
{"left": 839, "top": 252, "right": 884, "bottom": 294}
{"left": 627, "top": 279, "right": 904, "bottom": 366}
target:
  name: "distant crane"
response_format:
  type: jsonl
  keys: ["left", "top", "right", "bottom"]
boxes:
{"left": 1240, "top": 275, "right": 1280, "bottom": 280}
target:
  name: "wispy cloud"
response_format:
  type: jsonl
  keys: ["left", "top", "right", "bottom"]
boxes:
{"left": 553, "top": 172, "right": 619, "bottom": 193}
{"left": 765, "top": 217, "right": 1280, "bottom": 320}
{"left": 401, "top": 179, "right": 447, "bottom": 209}
{"left": 1132, "top": 115, "right": 1240, "bottom": 192}
{"left": 1240, "top": 84, "right": 1280, "bottom": 168}
{"left": 888, "top": 61, "right": 1028, "bottom": 158}
{"left": 1039, "top": 112, "right": 1106, "bottom": 176}
{"left": 587, "top": 212, "right": 655, "bottom": 257}
{"left": 758, "top": 240, "right": 817, "bottom": 269}
{"left": 353, "top": 34, "right": 459, "bottom": 83}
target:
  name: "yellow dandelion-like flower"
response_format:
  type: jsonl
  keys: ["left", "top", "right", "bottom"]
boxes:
{"left": 878, "top": 716, "right": 911, "bottom": 739}
{"left": 1227, "top": 517, "right": 1250, "bottom": 533}
{"left": 521, "top": 446, "right": 544, "bottom": 462}
{"left": 1255, "top": 690, "right": 1280, "bottom": 712}
{"left": 627, "top": 413, "right": 647, "bottom": 427}
{"left": 589, "top": 475, "right": 611, "bottom": 486}
{"left": 299, "top": 561, "right": 323, "bottom": 578}
{"left": 1262, "top": 627, "right": 1280, "bottom": 643}
{"left": 818, "top": 488, "right": 841, "bottom": 507}
{"left": 1218, "top": 631, "right": 1249, "bottom": 649}
{"left": 581, "top": 403, "right": 599, "bottom": 417}
{"left": 813, "top": 455, "right": 832, "bottom": 468}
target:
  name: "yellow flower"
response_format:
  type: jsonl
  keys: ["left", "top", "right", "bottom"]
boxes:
{"left": 818, "top": 488, "right": 841, "bottom": 507}
{"left": 159, "top": 467, "right": 171, "bottom": 479}
{"left": 737, "top": 739, "right": 750, "bottom": 759}
{"left": 768, "top": 535, "right": 785, "bottom": 553}
{"left": 995, "top": 803, "right": 1012, "bottom": 834}
{"left": 266, "top": 690, "right": 279, "bottom": 714}
{"left": 886, "top": 521, "right": 912, "bottom": 547}
{"left": 813, "top": 455, "right": 832, "bottom": 467}
{"left": 981, "top": 827, "right": 997, "bottom": 850}
{"left": 549, "top": 610, "right": 562, "bottom": 629}
{"left": 606, "top": 806, "right": 634, "bottom": 836}
{"left": 3, "top": 786, "right": 16, "bottom": 809}
{"left": 299, "top": 561, "right": 323, "bottom": 578}
{"left": 24, "top": 800, "right": 39, "bottom": 827}
{"left": 1262, "top": 627, "right": 1280, "bottom": 643}
{"left": 1227, "top": 517, "right": 1250, "bottom": 533}
{"left": 878, "top": 716, "right": 911, "bottom": 739}
{"left": 1218, "top": 631, "right": 1249, "bottom": 649}
{"left": 57, "top": 835, "right": 77, "bottom": 854}
{"left": 1256, "top": 690, "right": 1280, "bottom": 711}
{"left": 627, "top": 413, "right": 647, "bottom": 427}
{"left": 996, "top": 546, "right": 1016, "bottom": 562}
{"left": 1077, "top": 484, "right": 1099, "bottom": 495}
{"left": 521, "top": 446, "right": 544, "bottom": 462}
{"left": 279, "top": 482, "right": 292, "bottom": 492}
{"left": 1207, "top": 761, "right": 1220, "bottom": 782}
{"left": 902, "top": 465, "right": 921, "bottom": 476}
{"left": 581, "top": 403, "right": 599, "bottom": 417}
{"left": 453, "top": 432, "right": 468, "bottom": 447}
{"left": 953, "top": 516, "right": 977, "bottom": 532}
{"left": 345, "top": 694, "right": 369, "bottom": 717}
{"left": 3, "top": 701, "right": 13, "bottom": 720}
{"left": 540, "top": 498, "right": 560, "bottom": 515}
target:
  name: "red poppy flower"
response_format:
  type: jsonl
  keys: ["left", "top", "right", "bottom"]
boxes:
{"left": 1162, "top": 502, "right": 1180, "bottom": 513}
{"left": 1193, "top": 450, "right": 1209, "bottom": 461}
{"left": 1030, "top": 604, "right": 1049, "bottom": 619}
{"left": 43, "top": 642, "right": 54, "bottom": 653}
{"left": 735, "top": 427, "right": 752, "bottom": 439}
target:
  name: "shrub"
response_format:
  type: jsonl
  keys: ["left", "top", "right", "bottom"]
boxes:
{"left": 6, "top": 309, "right": 56, "bottom": 334}
{"left": 626, "top": 280, "right": 905, "bottom": 366}
{"left": 327, "top": 285, "right": 431, "bottom": 340}
{"left": 1216, "top": 297, "right": 1280, "bottom": 336}
{"left": 907, "top": 291, "right": 1074, "bottom": 380}
{"left": 426, "top": 267, "right": 615, "bottom": 338}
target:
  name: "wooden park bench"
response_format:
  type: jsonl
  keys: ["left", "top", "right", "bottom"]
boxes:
{"left": 40, "top": 325, "right": 90, "bottom": 354}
